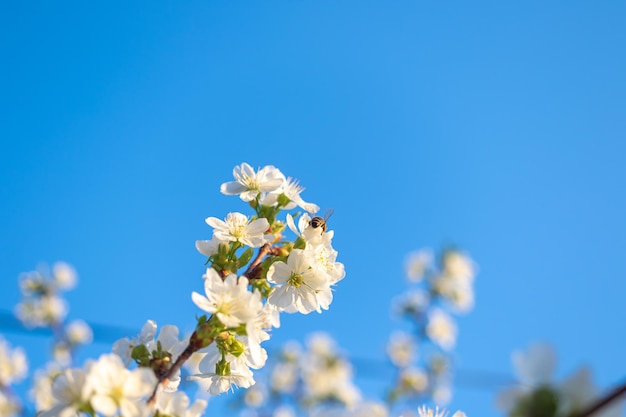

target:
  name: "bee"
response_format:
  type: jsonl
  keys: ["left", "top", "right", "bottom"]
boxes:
{"left": 309, "top": 208, "right": 334, "bottom": 233}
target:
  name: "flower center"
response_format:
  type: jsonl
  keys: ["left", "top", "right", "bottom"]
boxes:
{"left": 288, "top": 272, "right": 303, "bottom": 288}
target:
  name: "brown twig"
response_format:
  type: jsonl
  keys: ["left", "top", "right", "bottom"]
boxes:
{"left": 146, "top": 330, "right": 213, "bottom": 406}
{"left": 243, "top": 243, "right": 280, "bottom": 280}
{"left": 574, "top": 380, "right": 626, "bottom": 417}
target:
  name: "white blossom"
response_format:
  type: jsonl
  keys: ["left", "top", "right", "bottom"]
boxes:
{"left": 267, "top": 249, "right": 333, "bottom": 314}
{"left": 82, "top": 353, "right": 156, "bottom": 417}
{"left": 153, "top": 391, "right": 208, "bottom": 417}
{"left": 192, "top": 269, "right": 263, "bottom": 328}
{"left": 206, "top": 212, "right": 270, "bottom": 248}
{"left": 188, "top": 353, "right": 255, "bottom": 395}
{"left": 220, "top": 162, "right": 284, "bottom": 202}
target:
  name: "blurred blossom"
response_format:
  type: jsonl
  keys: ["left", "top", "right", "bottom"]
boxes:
{"left": 387, "top": 331, "right": 417, "bottom": 367}
{"left": 0, "top": 337, "right": 28, "bottom": 385}
{"left": 311, "top": 401, "right": 389, "bottom": 417}
{"left": 431, "top": 383, "right": 452, "bottom": 405}
{"left": 39, "top": 368, "right": 88, "bottom": 417}
{"left": 52, "top": 262, "right": 77, "bottom": 290}
{"left": 31, "top": 364, "right": 62, "bottom": 412}
{"left": 405, "top": 250, "right": 433, "bottom": 282}
{"left": 511, "top": 342, "right": 556, "bottom": 386}
{"left": 153, "top": 391, "right": 208, "bottom": 417}
{"left": 399, "top": 367, "right": 429, "bottom": 394}
{"left": 15, "top": 295, "right": 68, "bottom": 328}
{"left": 0, "top": 391, "right": 20, "bottom": 417}
{"left": 393, "top": 289, "right": 430, "bottom": 317}
{"left": 243, "top": 383, "right": 267, "bottom": 408}
{"left": 425, "top": 309, "right": 457, "bottom": 351}
{"left": 270, "top": 362, "right": 299, "bottom": 393}
{"left": 273, "top": 405, "right": 297, "bottom": 417}
{"left": 65, "top": 319, "right": 93, "bottom": 345}
{"left": 496, "top": 343, "right": 623, "bottom": 417}
{"left": 441, "top": 251, "right": 476, "bottom": 284}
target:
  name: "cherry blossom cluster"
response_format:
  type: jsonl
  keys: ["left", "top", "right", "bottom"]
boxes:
{"left": 495, "top": 343, "right": 623, "bottom": 417}
{"left": 233, "top": 332, "right": 362, "bottom": 417}
{"left": 12, "top": 162, "right": 345, "bottom": 417}
{"left": 186, "top": 162, "right": 344, "bottom": 395}
{"left": 385, "top": 248, "right": 476, "bottom": 409}
{"left": 15, "top": 262, "right": 93, "bottom": 366}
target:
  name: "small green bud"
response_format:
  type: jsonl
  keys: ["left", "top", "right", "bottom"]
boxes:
{"left": 229, "top": 339, "right": 246, "bottom": 357}
{"left": 277, "top": 193, "right": 291, "bottom": 208}
{"left": 215, "top": 359, "right": 231, "bottom": 376}
{"left": 131, "top": 344, "right": 150, "bottom": 366}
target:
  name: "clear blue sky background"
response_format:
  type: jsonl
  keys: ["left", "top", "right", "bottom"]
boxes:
{"left": 1, "top": 2, "right": 625, "bottom": 416}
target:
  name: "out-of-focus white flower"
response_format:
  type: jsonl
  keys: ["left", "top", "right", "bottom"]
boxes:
{"left": 441, "top": 251, "right": 476, "bottom": 284}
{"left": 153, "top": 391, "right": 208, "bottom": 417}
{"left": 398, "top": 367, "right": 428, "bottom": 393}
{"left": 425, "top": 309, "right": 457, "bottom": 350}
{"left": 511, "top": 342, "right": 556, "bottom": 386}
{"left": 220, "top": 163, "right": 285, "bottom": 202}
{"left": 206, "top": 212, "right": 270, "bottom": 248}
{"left": 65, "top": 319, "right": 93, "bottom": 345}
{"left": 52, "top": 262, "right": 77, "bottom": 290}
{"left": 82, "top": 353, "right": 156, "bottom": 417}
{"left": 387, "top": 331, "right": 416, "bottom": 367}
{"left": 300, "top": 333, "right": 361, "bottom": 408}
{"left": 15, "top": 296, "right": 68, "bottom": 328}
{"left": 405, "top": 250, "right": 433, "bottom": 282}
{"left": 273, "top": 405, "right": 297, "bottom": 417}
{"left": 267, "top": 249, "right": 332, "bottom": 314}
{"left": 270, "top": 362, "right": 299, "bottom": 393}
{"left": 0, "top": 337, "right": 28, "bottom": 385}
{"left": 192, "top": 269, "right": 263, "bottom": 328}
{"left": 39, "top": 368, "right": 88, "bottom": 417}
{"left": 393, "top": 289, "right": 430, "bottom": 317}
{"left": 310, "top": 401, "right": 389, "bottom": 417}
{"left": 432, "top": 383, "right": 453, "bottom": 405}
{"left": 31, "top": 364, "right": 60, "bottom": 412}
{"left": 244, "top": 383, "right": 267, "bottom": 408}
{"left": 0, "top": 391, "right": 20, "bottom": 417}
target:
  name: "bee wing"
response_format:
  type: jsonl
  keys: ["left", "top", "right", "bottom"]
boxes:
{"left": 323, "top": 208, "right": 334, "bottom": 221}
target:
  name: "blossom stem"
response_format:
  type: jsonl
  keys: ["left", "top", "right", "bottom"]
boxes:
{"left": 244, "top": 243, "right": 278, "bottom": 280}
{"left": 574, "top": 380, "right": 626, "bottom": 417}
{"left": 146, "top": 329, "right": 215, "bottom": 406}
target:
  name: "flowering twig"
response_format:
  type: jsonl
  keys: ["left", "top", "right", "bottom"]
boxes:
{"left": 244, "top": 243, "right": 281, "bottom": 280}
{"left": 146, "top": 328, "right": 214, "bottom": 405}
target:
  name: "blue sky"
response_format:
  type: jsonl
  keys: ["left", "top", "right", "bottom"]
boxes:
{"left": 1, "top": 2, "right": 625, "bottom": 416}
